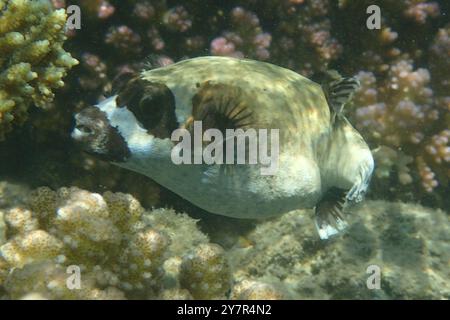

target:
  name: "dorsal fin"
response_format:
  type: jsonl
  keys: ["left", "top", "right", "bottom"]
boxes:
{"left": 322, "top": 70, "right": 360, "bottom": 116}
{"left": 143, "top": 54, "right": 173, "bottom": 70}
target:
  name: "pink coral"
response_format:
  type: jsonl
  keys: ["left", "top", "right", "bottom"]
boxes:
{"left": 163, "top": 6, "right": 192, "bottom": 33}
{"left": 404, "top": 1, "right": 440, "bottom": 24}
{"left": 105, "top": 25, "right": 142, "bottom": 55}
{"left": 133, "top": 1, "right": 155, "bottom": 21}
{"left": 210, "top": 7, "right": 271, "bottom": 60}
{"left": 78, "top": 53, "right": 108, "bottom": 91}
{"left": 353, "top": 58, "right": 448, "bottom": 193}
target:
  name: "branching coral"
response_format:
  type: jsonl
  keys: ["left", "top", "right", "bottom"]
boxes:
{"left": 210, "top": 7, "right": 271, "bottom": 61}
{"left": 0, "top": 0, "right": 78, "bottom": 140}
{"left": 271, "top": 0, "right": 342, "bottom": 76}
{"left": 352, "top": 58, "right": 449, "bottom": 196}
{"left": 0, "top": 187, "right": 214, "bottom": 299}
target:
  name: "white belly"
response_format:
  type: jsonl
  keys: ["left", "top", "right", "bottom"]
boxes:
{"left": 118, "top": 151, "right": 322, "bottom": 219}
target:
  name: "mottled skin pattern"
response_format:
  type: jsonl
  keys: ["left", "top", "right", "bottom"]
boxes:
{"left": 76, "top": 57, "right": 373, "bottom": 220}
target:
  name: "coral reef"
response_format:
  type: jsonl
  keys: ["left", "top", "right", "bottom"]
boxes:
{"left": 0, "top": 186, "right": 213, "bottom": 299}
{"left": 352, "top": 59, "right": 449, "bottom": 198}
{"left": 336, "top": 1, "right": 448, "bottom": 202}
{"left": 0, "top": 0, "right": 449, "bottom": 300}
{"left": 0, "top": 0, "right": 78, "bottom": 140}
{"left": 0, "top": 184, "right": 448, "bottom": 300}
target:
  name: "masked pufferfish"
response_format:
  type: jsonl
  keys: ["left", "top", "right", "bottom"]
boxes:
{"left": 72, "top": 56, "right": 374, "bottom": 240}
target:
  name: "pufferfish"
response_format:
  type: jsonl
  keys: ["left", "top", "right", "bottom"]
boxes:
{"left": 72, "top": 56, "right": 374, "bottom": 240}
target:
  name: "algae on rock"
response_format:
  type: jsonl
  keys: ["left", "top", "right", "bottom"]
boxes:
{"left": 227, "top": 201, "right": 450, "bottom": 300}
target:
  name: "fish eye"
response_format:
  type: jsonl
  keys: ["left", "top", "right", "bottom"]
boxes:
{"left": 76, "top": 124, "right": 93, "bottom": 135}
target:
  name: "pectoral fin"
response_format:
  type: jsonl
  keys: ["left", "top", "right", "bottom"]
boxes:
{"left": 322, "top": 70, "right": 360, "bottom": 116}
{"left": 314, "top": 188, "right": 348, "bottom": 240}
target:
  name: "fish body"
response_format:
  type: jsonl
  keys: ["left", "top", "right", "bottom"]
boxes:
{"left": 72, "top": 56, "right": 374, "bottom": 239}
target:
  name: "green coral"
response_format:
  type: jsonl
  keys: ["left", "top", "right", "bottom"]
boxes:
{"left": 0, "top": 0, "right": 78, "bottom": 140}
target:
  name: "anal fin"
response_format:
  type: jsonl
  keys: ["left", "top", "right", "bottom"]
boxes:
{"left": 314, "top": 188, "right": 348, "bottom": 240}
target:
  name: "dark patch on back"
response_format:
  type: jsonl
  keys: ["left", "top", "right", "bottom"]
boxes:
{"left": 190, "top": 81, "right": 255, "bottom": 132}
{"left": 116, "top": 78, "right": 178, "bottom": 139}
{"left": 187, "top": 81, "right": 257, "bottom": 175}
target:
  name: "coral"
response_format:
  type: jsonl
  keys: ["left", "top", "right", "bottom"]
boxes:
{"left": 77, "top": 0, "right": 115, "bottom": 20}
{"left": 0, "top": 5, "right": 448, "bottom": 293}
{"left": 163, "top": 5, "right": 192, "bottom": 33}
{"left": 354, "top": 61, "right": 436, "bottom": 147}
{"left": 77, "top": 53, "right": 108, "bottom": 91}
{"left": 0, "top": 0, "right": 78, "bottom": 140}
{"left": 0, "top": 186, "right": 449, "bottom": 300}
{"left": 352, "top": 58, "right": 449, "bottom": 198}
{"left": 403, "top": 1, "right": 440, "bottom": 24}
{"left": 210, "top": 7, "right": 271, "bottom": 61}
{"left": 105, "top": 25, "right": 142, "bottom": 55}
{"left": 372, "top": 146, "right": 414, "bottom": 185}
{"left": 429, "top": 24, "right": 450, "bottom": 95}
{"left": 179, "top": 243, "right": 231, "bottom": 300}
{"left": 0, "top": 187, "right": 211, "bottom": 299}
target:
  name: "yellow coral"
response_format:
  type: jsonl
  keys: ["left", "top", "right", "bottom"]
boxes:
{"left": 0, "top": 0, "right": 78, "bottom": 140}
{"left": 0, "top": 186, "right": 212, "bottom": 299}
{"left": 179, "top": 243, "right": 231, "bottom": 299}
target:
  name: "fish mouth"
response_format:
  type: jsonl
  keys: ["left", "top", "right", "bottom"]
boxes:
{"left": 72, "top": 114, "right": 89, "bottom": 140}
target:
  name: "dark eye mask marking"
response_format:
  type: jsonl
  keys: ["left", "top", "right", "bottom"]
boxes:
{"left": 116, "top": 78, "right": 178, "bottom": 139}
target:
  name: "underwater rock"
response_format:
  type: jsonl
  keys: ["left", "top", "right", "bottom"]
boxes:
{"left": 0, "top": 181, "right": 30, "bottom": 209}
{"left": 0, "top": 0, "right": 78, "bottom": 140}
{"left": 231, "top": 280, "right": 287, "bottom": 300}
{"left": 0, "top": 211, "right": 5, "bottom": 246}
{"left": 227, "top": 200, "right": 450, "bottom": 300}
